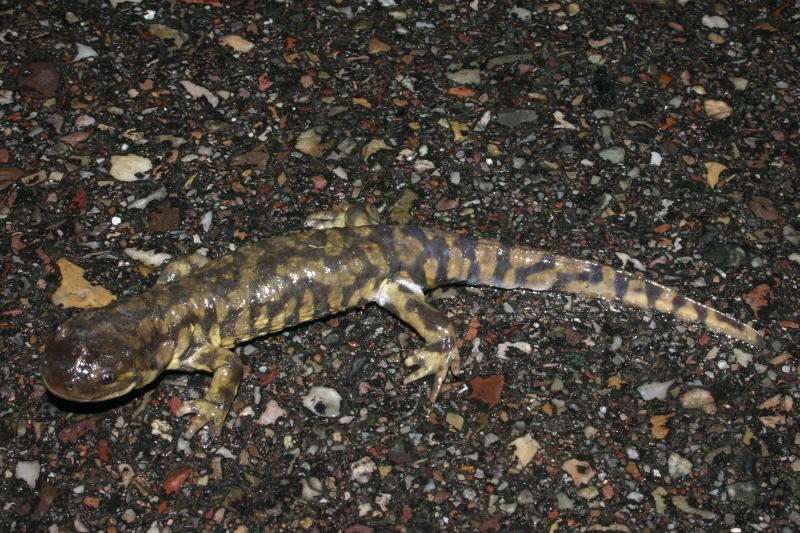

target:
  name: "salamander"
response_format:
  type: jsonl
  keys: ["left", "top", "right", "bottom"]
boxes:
{"left": 42, "top": 204, "right": 763, "bottom": 439}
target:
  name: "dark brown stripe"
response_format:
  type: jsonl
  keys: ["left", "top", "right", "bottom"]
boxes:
{"left": 514, "top": 254, "right": 556, "bottom": 286}
{"left": 453, "top": 235, "right": 479, "bottom": 283}
{"left": 645, "top": 282, "right": 662, "bottom": 309}
{"left": 614, "top": 271, "right": 630, "bottom": 300}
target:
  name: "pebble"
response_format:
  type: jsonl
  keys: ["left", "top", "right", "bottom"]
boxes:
{"left": 627, "top": 491, "right": 645, "bottom": 503}
{"left": 302, "top": 386, "right": 341, "bottom": 417}
{"left": 15, "top": 460, "right": 40, "bottom": 489}
{"left": 350, "top": 457, "right": 377, "bottom": 483}
{"left": 701, "top": 15, "right": 729, "bottom": 29}
{"left": 17, "top": 62, "right": 60, "bottom": 97}
{"left": 667, "top": 453, "right": 692, "bottom": 478}
{"left": 75, "top": 114, "right": 95, "bottom": 129}
{"left": 73, "top": 43, "right": 98, "bottom": 61}
{"left": 497, "top": 110, "right": 538, "bottom": 128}
{"left": 598, "top": 146, "right": 625, "bottom": 164}
{"left": 705, "top": 243, "right": 746, "bottom": 269}
{"left": 445, "top": 68, "right": 481, "bottom": 85}
{"left": 556, "top": 493, "right": 574, "bottom": 510}
{"left": 637, "top": 379, "right": 675, "bottom": 401}
{"left": 109, "top": 154, "right": 152, "bottom": 181}
{"left": 733, "top": 348, "right": 752, "bottom": 367}
{"left": 726, "top": 481, "right": 758, "bottom": 505}
{"left": 649, "top": 152, "right": 662, "bottom": 166}
{"left": 576, "top": 486, "right": 599, "bottom": 500}
{"left": 445, "top": 412, "right": 464, "bottom": 430}
{"left": 782, "top": 225, "right": 800, "bottom": 246}
{"left": 517, "top": 489, "right": 534, "bottom": 505}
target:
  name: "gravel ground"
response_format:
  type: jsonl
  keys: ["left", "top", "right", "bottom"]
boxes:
{"left": 1, "top": 1, "right": 799, "bottom": 531}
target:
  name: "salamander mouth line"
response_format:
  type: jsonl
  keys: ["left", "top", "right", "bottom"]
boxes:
{"left": 42, "top": 376, "right": 138, "bottom": 403}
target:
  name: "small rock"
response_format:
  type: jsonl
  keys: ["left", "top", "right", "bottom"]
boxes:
{"left": 367, "top": 37, "right": 391, "bottom": 54}
{"left": 350, "top": 457, "right": 377, "bottom": 483}
{"left": 180, "top": 80, "right": 219, "bottom": 108}
{"left": 517, "top": 489, "right": 535, "bottom": 505}
{"left": 15, "top": 461, "right": 40, "bottom": 489}
{"left": 497, "top": 109, "right": 538, "bottom": 128}
{"left": 637, "top": 379, "right": 675, "bottom": 401}
{"left": 508, "top": 434, "right": 540, "bottom": 469}
{"left": 0, "top": 167, "right": 22, "bottom": 191}
{"left": 733, "top": 348, "right": 753, "bottom": 367}
{"left": 726, "top": 481, "right": 758, "bottom": 505}
{"left": 301, "top": 478, "right": 322, "bottom": 500}
{"left": 680, "top": 388, "right": 717, "bottom": 415}
{"left": 446, "top": 68, "right": 481, "bottom": 85}
{"left": 556, "top": 493, "right": 574, "bottom": 510}
{"left": 729, "top": 77, "right": 749, "bottom": 90}
{"left": 128, "top": 186, "right": 167, "bottom": 209}
{"left": 148, "top": 24, "right": 188, "bottom": 49}
{"left": 413, "top": 159, "right": 436, "bottom": 172}
{"left": 598, "top": 146, "right": 625, "bottom": 164}
{"left": 667, "top": 452, "right": 692, "bottom": 478}
{"left": 233, "top": 144, "right": 269, "bottom": 171}
{"left": 302, "top": 387, "right": 341, "bottom": 417}
{"left": 649, "top": 152, "right": 662, "bottom": 166}
{"left": 704, "top": 99, "right": 733, "bottom": 120}
{"left": 748, "top": 196, "right": 780, "bottom": 221}
{"left": 147, "top": 203, "right": 181, "bottom": 233}
{"left": 17, "top": 62, "right": 60, "bottom": 98}
{"left": 52, "top": 258, "right": 116, "bottom": 309}
{"left": 75, "top": 114, "right": 96, "bottom": 129}
{"left": 705, "top": 243, "right": 746, "bottom": 269}
{"left": 296, "top": 128, "right": 328, "bottom": 158}
{"left": 576, "top": 486, "right": 599, "bottom": 500}
{"left": 220, "top": 34, "right": 255, "bottom": 53}
{"left": 783, "top": 225, "right": 800, "bottom": 246}
{"left": 435, "top": 197, "right": 459, "bottom": 211}
{"left": 73, "top": 43, "right": 98, "bottom": 61}
{"left": 109, "top": 154, "right": 152, "bottom": 182}
{"left": 627, "top": 491, "right": 645, "bottom": 503}
{"left": 562, "top": 458, "right": 595, "bottom": 487}
{"left": 445, "top": 412, "right": 464, "bottom": 430}
{"left": 123, "top": 248, "right": 172, "bottom": 268}
{"left": 470, "top": 374, "right": 504, "bottom": 407}
{"left": 701, "top": 15, "right": 729, "bottom": 29}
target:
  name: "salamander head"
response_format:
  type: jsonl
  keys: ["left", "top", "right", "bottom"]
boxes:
{"left": 42, "top": 317, "right": 144, "bottom": 403}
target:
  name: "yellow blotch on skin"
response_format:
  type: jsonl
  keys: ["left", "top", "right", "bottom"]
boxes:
{"left": 298, "top": 289, "right": 315, "bottom": 322}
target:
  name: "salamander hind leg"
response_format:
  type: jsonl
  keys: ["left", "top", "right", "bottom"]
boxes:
{"left": 374, "top": 277, "right": 461, "bottom": 403}
{"left": 305, "top": 203, "right": 381, "bottom": 229}
{"left": 173, "top": 345, "right": 244, "bottom": 439}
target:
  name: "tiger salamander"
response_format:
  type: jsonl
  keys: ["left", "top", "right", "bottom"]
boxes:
{"left": 42, "top": 205, "right": 763, "bottom": 439}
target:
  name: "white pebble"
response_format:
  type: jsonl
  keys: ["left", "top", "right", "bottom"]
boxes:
{"left": 15, "top": 461, "right": 40, "bottom": 489}
{"left": 302, "top": 386, "right": 341, "bottom": 417}
{"left": 73, "top": 43, "right": 98, "bottom": 61}
{"left": 701, "top": 15, "right": 729, "bottom": 29}
{"left": 637, "top": 378, "right": 675, "bottom": 401}
{"left": 649, "top": 152, "right": 662, "bottom": 166}
{"left": 667, "top": 452, "right": 692, "bottom": 478}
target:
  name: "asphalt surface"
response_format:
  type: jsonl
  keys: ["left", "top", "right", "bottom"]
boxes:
{"left": 1, "top": 1, "right": 798, "bottom": 531}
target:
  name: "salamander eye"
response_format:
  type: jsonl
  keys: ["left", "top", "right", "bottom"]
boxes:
{"left": 101, "top": 372, "right": 116, "bottom": 385}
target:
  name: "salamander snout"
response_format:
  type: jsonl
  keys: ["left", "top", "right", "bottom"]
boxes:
{"left": 42, "top": 325, "right": 138, "bottom": 403}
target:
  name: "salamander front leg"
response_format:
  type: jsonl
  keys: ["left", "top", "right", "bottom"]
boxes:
{"left": 375, "top": 278, "right": 461, "bottom": 403}
{"left": 157, "top": 253, "right": 209, "bottom": 286}
{"left": 174, "top": 346, "right": 244, "bottom": 439}
{"left": 305, "top": 203, "right": 381, "bottom": 229}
